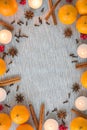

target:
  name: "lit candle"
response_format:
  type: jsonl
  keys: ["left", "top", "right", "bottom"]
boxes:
{"left": 75, "top": 96, "right": 87, "bottom": 111}
{"left": 44, "top": 119, "right": 59, "bottom": 130}
{"left": 0, "top": 29, "right": 12, "bottom": 44}
{"left": 77, "top": 44, "right": 87, "bottom": 58}
{"left": 0, "top": 88, "right": 6, "bottom": 102}
{"left": 28, "top": 0, "right": 43, "bottom": 9}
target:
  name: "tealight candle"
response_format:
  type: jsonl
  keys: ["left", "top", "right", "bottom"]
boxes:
{"left": 28, "top": 0, "right": 43, "bottom": 9}
{"left": 75, "top": 96, "right": 87, "bottom": 111}
{"left": 44, "top": 119, "right": 59, "bottom": 130}
{"left": 0, "top": 29, "right": 12, "bottom": 44}
{"left": 0, "top": 88, "right": 6, "bottom": 102}
{"left": 77, "top": 44, "right": 87, "bottom": 58}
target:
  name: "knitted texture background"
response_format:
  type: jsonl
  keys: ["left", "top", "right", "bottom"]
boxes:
{"left": 0, "top": 0, "right": 86, "bottom": 129}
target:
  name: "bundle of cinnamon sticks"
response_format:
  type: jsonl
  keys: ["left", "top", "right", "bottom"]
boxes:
{"left": 29, "top": 103, "right": 45, "bottom": 130}
{"left": 45, "top": 0, "right": 61, "bottom": 25}
{"left": 0, "top": 76, "right": 21, "bottom": 87}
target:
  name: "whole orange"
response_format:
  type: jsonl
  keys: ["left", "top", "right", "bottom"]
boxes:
{"left": 16, "top": 124, "right": 34, "bottom": 130}
{"left": 10, "top": 105, "right": 30, "bottom": 124}
{"left": 0, "top": 59, "right": 6, "bottom": 76}
{"left": 76, "top": 16, "right": 87, "bottom": 34}
{"left": 76, "top": 0, "right": 87, "bottom": 15}
{"left": 0, "top": 113, "right": 12, "bottom": 130}
{"left": 81, "top": 71, "right": 87, "bottom": 88}
{"left": 0, "top": 0, "right": 18, "bottom": 16}
{"left": 58, "top": 4, "right": 78, "bottom": 24}
{"left": 70, "top": 117, "right": 87, "bottom": 130}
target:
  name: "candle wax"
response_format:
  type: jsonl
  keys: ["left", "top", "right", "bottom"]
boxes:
{"left": 0, "top": 88, "right": 6, "bottom": 102}
{"left": 77, "top": 44, "right": 87, "bottom": 58}
{"left": 75, "top": 96, "right": 87, "bottom": 111}
{"left": 44, "top": 119, "right": 59, "bottom": 130}
{"left": 0, "top": 29, "right": 12, "bottom": 44}
{"left": 28, "top": 0, "right": 43, "bottom": 9}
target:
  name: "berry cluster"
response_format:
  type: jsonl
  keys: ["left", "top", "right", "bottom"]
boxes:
{"left": 80, "top": 33, "right": 87, "bottom": 40}
{"left": 20, "top": 0, "right": 26, "bottom": 5}
{"left": 59, "top": 125, "right": 68, "bottom": 130}
{"left": 66, "top": 0, "right": 73, "bottom": 3}
{"left": 0, "top": 45, "right": 5, "bottom": 52}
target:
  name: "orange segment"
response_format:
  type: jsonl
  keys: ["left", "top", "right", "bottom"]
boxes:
{"left": 16, "top": 124, "right": 34, "bottom": 130}
{"left": 0, "top": 59, "right": 6, "bottom": 76}
{"left": 10, "top": 105, "right": 30, "bottom": 124}
{"left": 58, "top": 4, "right": 78, "bottom": 24}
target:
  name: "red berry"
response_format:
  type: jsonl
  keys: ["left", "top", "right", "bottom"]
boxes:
{"left": 0, "top": 105, "right": 4, "bottom": 111}
{"left": 80, "top": 33, "right": 87, "bottom": 40}
{"left": 59, "top": 125, "right": 68, "bottom": 130}
{"left": 0, "top": 45, "right": 5, "bottom": 52}
{"left": 20, "top": 0, "right": 26, "bottom": 5}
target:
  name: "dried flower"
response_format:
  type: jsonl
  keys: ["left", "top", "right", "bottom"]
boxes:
{"left": 0, "top": 105, "right": 4, "bottom": 111}
{"left": 52, "top": 108, "right": 57, "bottom": 112}
{"left": 59, "top": 124, "right": 68, "bottom": 130}
{"left": 72, "top": 83, "right": 80, "bottom": 92}
{"left": 41, "top": 8, "right": 44, "bottom": 12}
{"left": 57, "top": 110, "right": 67, "bottom": 119}
{"left": 4, "top": 104, "right": 10, "bottom": 108}
{"left": 8, "top": 47, "right": 18, "bottom": 57}
{"left": 24, "top": 10, "right": 34, "bottom": 20}
{"left": 16, "top": 94, "right": 24, "bottom": 103}
{"left": 64, "top": 28, "right": 73, "bottom": 38}
{"left": 46, "top": 111, "right": 49, "bottom": 116}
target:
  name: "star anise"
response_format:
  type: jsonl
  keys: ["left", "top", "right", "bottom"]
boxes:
{"left": 57, "top": 110, "right": 67, "bottom": 119}
{"left": 8, "top": 47, "right": 18, "bottom": 57}
{"left": 64, "top": 28, "right": 73, "bottom": 38}
{"left": 72, "top": 83, "right": 80, "bottom": 92}
{"left": 15, "top": 94, "right": 24, "bottom": 103}
{"left": 24, "top": 10, "right": 34, "bottom": 20}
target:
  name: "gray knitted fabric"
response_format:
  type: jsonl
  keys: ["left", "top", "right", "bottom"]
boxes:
{"left": 0, "top": 0, "right": 86, "bottom": 130}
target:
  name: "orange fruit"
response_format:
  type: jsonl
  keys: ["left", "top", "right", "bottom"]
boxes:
{"left": 0, "top": 113, "right": 12, "bottom": 130}
{"left": 70, "top": 117, "right": 87, "bottom": 130}
{"left": 10, "top": 105, "right": 30, "bottom": 124}
{"left": 58, "top": 4, "right": 78, "bottom": 24}
{"left": 81, "top": 71, "right": 87, "bottom": 88}
{"left": 0, "top": 59, "right": 6, "bottom": 76}
{"left": 76, "top": 0, "right": 87, "bottom": 15}
{"left": 16, "top": 124, "right": 34, "bottom": 130}
{"left": 76, "top": 15, "right": 87, "bottom": 34}
{"left": 0, "top": 0, "right": 18, "bottom": 16}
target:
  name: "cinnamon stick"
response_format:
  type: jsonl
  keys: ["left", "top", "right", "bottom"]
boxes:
{"left": 29, "top": 104, "right": 39, "bottom": 130}
{"left": 71, "top": 109, "right": 87, "bottom": 119}
{"left": 0, "top": 76, "right": 21, "bottom": 87}
{"left": 75, "top": 62, "right": 87, "bottom": 69}
{"left": 45, "top": 0, "right": 61, "bottom": 21}
{"left": 39, "top": 104, "right": 45, "bottom": 130}
{"left": 48, "top": 0, "right": 57, "bottom": 25}
{"left": 0, "top": 20, "right": 14, "bottom": 31}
